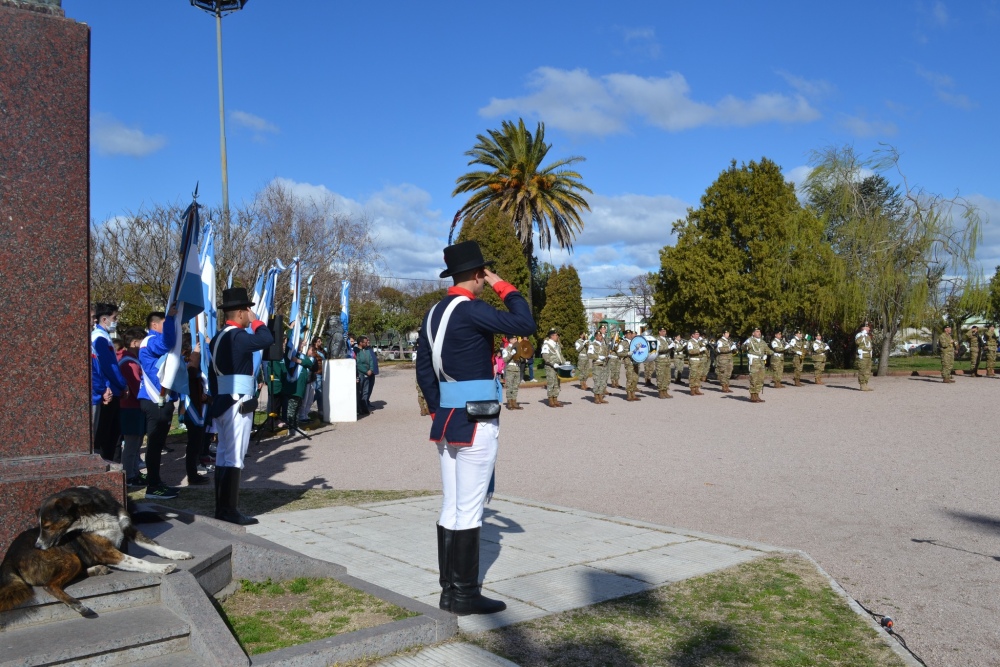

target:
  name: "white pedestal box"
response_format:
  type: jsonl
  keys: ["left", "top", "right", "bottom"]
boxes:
{"left": 323, "top": 359, "right": 357, "bottom": 423}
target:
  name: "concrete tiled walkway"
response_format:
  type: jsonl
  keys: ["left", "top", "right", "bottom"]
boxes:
{"left": 248, "top": 494, "right": 777, "bottom": 642}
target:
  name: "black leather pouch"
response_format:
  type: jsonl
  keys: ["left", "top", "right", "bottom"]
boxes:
{"left": 466, "top": 400, "right": 501, "bottom": 420}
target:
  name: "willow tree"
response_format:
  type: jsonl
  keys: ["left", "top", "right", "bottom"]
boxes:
{"left": 453, "top": 118, "right": 591, "bottom": 273}
{"left": 805, "top": 145, "right": 983, "bottom": 375}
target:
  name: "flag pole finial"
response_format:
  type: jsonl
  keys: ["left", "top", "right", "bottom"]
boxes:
{"left": 193, "top": 182, "right": 200, "bottom": 200}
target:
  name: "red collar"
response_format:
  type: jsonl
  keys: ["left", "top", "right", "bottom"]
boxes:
{"left": 447, "top": 286, "right": 476, "bottom": 299}
{"left": 225, "top": 320, "right": 242, "bottom": 328}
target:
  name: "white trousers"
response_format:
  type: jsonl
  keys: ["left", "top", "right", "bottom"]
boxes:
{"left": 214, "top": 403, "right": 253, "bottom": 468}
{"left": 437, "top": 419, "right": 499, "bottom": 531}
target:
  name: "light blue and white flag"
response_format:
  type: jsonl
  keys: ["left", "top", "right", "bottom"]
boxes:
{"left": 304, "top": 274, "right": 315, "bottom": 336}
{"left": 159, "top": 201, "right": 206, "bottom": 396}
{"left": 340, "top": 280, "right": 350, "bottom": 358}
{"left": 288, "top": 257, "right": 302, "bottom": 356}
{"left": 195, "top": 223, "right": 217, "bottom": 384}
{"left": 251, "top": 259, "right": 286, "bottom": 376}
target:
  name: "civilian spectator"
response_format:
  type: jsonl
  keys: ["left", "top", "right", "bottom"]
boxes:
{"left": 117, "top": 326, "right": 147, "bottom": 487}
{"left": 91, "top": 303, "right": 127, "bottom": 461}
{"left": 182, "top": 337, "right": 211, "bottom": 486}
{"left": 356, "top": 335, "right": 375, "bottom": 414}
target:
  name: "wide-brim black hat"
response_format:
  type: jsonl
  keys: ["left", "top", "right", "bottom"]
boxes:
{"left": 439, "top": 240, "right": 494, "bottom": 279}
{"left": 219, "top": 287, "right": 255, "bottom": 310}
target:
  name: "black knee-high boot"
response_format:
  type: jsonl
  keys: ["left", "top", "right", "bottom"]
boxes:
{"left": 450, "top": 526, "right": 505, "bottom": 615}
{"left": 214, "top": 467, "right": 258, "bottom": 525}
{"left": 437, "top": 524, "right": 455, "bottom": 611}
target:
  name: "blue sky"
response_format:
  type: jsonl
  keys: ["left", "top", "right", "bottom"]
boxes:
{"left": 68, "top": 1, "right": 999, "bottom": 295}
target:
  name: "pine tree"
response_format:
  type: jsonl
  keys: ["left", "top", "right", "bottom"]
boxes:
{"left": 538, "top": 265, "right": 587, "bottom": 363}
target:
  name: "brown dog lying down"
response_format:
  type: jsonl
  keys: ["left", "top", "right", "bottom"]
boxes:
{"left": 0, "top": 486, "right": 193, "bottom": 618}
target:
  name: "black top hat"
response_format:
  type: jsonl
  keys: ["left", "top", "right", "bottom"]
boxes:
{"left": 219, "top": 287, "right": 255, "bottom": 311}
{"left": 439, "top": 241, "right": 494, "bottom": 279}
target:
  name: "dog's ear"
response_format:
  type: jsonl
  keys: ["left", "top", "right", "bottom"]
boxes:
{"left": 55, "top": 496, "right": 77, "bottom": 517}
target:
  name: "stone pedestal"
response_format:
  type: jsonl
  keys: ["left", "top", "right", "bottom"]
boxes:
{"left": 0, "top": 0, "right": 123, "bottom": 555}
{"left": 322, "top": 360, "right": 358, "bottom": 423}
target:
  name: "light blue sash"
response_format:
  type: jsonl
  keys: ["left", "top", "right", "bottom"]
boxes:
{"left": 439, "top": 378, "right": 502, "bottom": 408}
{"left": 217, "top": 374, "right": 255, "bottom": 396}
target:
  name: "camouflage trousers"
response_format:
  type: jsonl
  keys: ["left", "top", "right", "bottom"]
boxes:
{"left": 625, "top": 361, "right": 638, "bottom": 392}
{"left": 608, "top": 357, "right": 622, "bottom": 386}
{"left": 791, "top": 354, "right": 804, "bottom": 380}
{"left": 592, "top": 363, "right": 608, "bottom": 396}
{"left": 577, "top": 354, "right": 593, "bottom": 381}
{"left": 416, "top": 380, "right": 428, "bottom": 414}
{"left": 656, "top": 357, "right": 672, "bottom": 389}
{"left": 941, "top": 352, "right": 954, "bottom": 381}
{"left": 857, "top": 356, "right": 873, "bottom": 386}
{"left": 987, "top": 347, "right": 997, "bottom": 373}
{"left": 643, "top": 359, "right": 656, "bottom": 383}
{"left": 546, "top": 365, "right": 560, "bottom": 398}
{"left": 505, "top": 364, "right": 521, "bottom": 401}
{"left": 812, "top": 355, "right": 826, "bottom": 380}
{"left": 969, "top": 347, "right": 981, "bottom": 374}
{"left": 771, "top": 357, "right": 784, "bottom": 383}
{"left": 673, "top": 357, "right": 684, "bottom": 381}
{"left": 749, "top": 359, "right": 766, "bottom": 394}
{"left": 716, "top": 354, "right": 733, "bottom": 386}
{"left": 688, "top": 357, "right": 704, "bottom": 390}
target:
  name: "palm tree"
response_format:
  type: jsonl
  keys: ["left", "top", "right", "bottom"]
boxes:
{"left": 453, "top": 119, "right": 592, "bottom": 259}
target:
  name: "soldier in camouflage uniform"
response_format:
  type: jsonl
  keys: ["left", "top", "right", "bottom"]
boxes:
{"left": 715, "top": 330, "right": 736, "bottom": 393}
{"left": 966, "top": 325, "right": 981, "bottom": 377}
{"left": 501, "top": 336, "right": 524, "bottom": 410}
{"left": 672, "top": 334, "right": 685, "bottom": 384}
{"left": 770, "top": 331, "right": 788, "bottom": 388}
{"left": 743, "top": 328, "right": 768, "bottom": 403}
{"left": 939, "top": 325, "right": 956, "bottom": 383}
{"left": 789, "top": 331, "right": 808, "bottom": 386}
{"left": 984, "top": 324, "right": 998, "bottom": 377}
{"left": 811, "top": 334, "right": 831, "bottom": 384}
{"left": 541, "top": 329, "right": 565, "bottom": 407}
{"left": 575, "top": 332, "right": 592, "bottom": 390}
{"left": 855, "top": 324, "right": 874, "bottom": 391}
{"left": 623, "top": 330, "right": 642, "bottom": 401}
{"left": 588, "top": 329, "right": 610, "bottom": 404}
{"left": 685, "top": 331, "right": 708, "bottom": 396}
{"left": 654, "top": 327, "right": 673, "bottom": 399}
{"left": 613, "top": 333, "right": 631, "bottom": 396}
{"left": 608, "top": 331, "right": 623, "bottom": 389}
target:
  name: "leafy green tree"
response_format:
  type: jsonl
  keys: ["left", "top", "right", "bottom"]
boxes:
{"left": 454, "top": 119, "right": 591, "bottom": 256}
{"left": 530, "top": 259, "right": 556, "bottom": 338}
{"left": 989, "top": 266, "right": 1000, "bottom": 322}
{"left": 538, "top": 265, "right": 587, "bottom": 363}
{"left": 805, "top": 145, "right": 983, "bottom": 374}
{"left": 651, "top": 158, "right": 840, "bottom": 341}
{"left": 456, "top": 205, "right": 532, "bottom": 312}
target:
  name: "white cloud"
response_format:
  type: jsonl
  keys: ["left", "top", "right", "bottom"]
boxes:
{"left": 91, "top": 112, "right": 166, "bottom": 157}
{"left": 837, "top": 114, "right": 898, "bottom": 138}
{"left": 272, "top": 178, "right": 446, "bottom": 280}
{"left": 785, "top": 165, "right": 814, "bottom": 196}
{"left": 481, "top": 68, "right": 820, "bottom": 136}
{"left": 916, "top": 66, "right": 977, "bottom": 109}
{"left": 969, "top": 194, "right": 1000, "bottom": 272}
{"left": 776, "top": 71, "right": 835, "bottom": 99}
{"left": 618, "top": 26, "right": 661, "bottom": 58}
{"left": 230, "top": 110, "right": 279, "bottom": 134}
{"left": 932, "top": 1, "right": 950, "bottom": 26}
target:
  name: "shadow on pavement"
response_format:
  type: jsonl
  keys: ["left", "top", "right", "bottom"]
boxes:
{"left": 944, "top": 509, "right": 1000, "bottom": 535}
{"left": 480, "top": 508, "right": 524, "bottom": 579}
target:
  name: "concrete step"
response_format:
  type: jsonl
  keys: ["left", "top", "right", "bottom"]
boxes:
{"left": 0, "top": 572, "right": 163, "bottom": 631}
{"left": 130, "top": 648, "right": 210, "bottom": 667}
{"left": 0, "top": 604, "right": 191, "bottom": 667}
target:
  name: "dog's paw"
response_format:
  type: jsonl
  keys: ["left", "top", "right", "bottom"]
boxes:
{"left": 87, "top": 565, "right": 112, "bottom": 576}
{"left": 164, "top": 549, "right": 194, "bottom": 560}
{"left": 77, "top": 605, "right": 98, "bottom": 618}
{"left": 154, "top": 563, "right": 177, "bottom": 574}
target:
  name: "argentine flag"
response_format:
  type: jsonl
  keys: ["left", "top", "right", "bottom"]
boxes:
{"left": 159, "top": 201, "right": 206, "bottom": 396}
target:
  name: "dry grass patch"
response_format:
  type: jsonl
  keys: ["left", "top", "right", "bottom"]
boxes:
{"left": 219, "top": 577, "right": 417, "bottom": 655}
{"left": 469, "top": 554, "right": 905, "bottom": 667}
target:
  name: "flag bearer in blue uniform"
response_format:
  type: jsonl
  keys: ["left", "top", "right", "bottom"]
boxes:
{"left": 416, "top": 241, "right": 535, "bottom": 616}
{"left": 209, "top": 288, "right": 274, "bottom": 525}
{"left": 138, "top": 308, "right": 179, "bottom": 500}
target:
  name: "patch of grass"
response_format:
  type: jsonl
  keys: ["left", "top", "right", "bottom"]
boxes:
{"left": 130, "top": 488, "right": 436, "bottom": 517}
{"left": 219, "top": 577, "right": 417, "bottom": 655}
{"left": 468, "top": 554, "right": 905, "bottom": 667}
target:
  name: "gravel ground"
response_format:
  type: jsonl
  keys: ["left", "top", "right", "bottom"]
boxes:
{"left": 175, "top": 366, "right": 1000, "bottom": 666}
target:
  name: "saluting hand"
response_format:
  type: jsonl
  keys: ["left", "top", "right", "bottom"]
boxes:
{"left": 484, "top": 268, "right": 502, "bottom": 287}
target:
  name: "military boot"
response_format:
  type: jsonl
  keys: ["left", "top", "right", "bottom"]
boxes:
{"left": 513, "top": 400, "right": 523, "bottom": 410}
{"left": 594, "top": 394, "right": 605, "bottom": 404}
{"left": 815, "top": 377, "right": 824, "bottom": 385}
{"left": 548, "top": 397, "right": 557, "bottom": 407}
{"left": 794, "top": 378, "right": 802, "bottom": 387}
{"left": 449, "top": 527, "right": 506, "bottom": 616}
{"left": 645, "top": 379, "right": 654, "bottom": 387}
{"left": 580, "top": 380, "right": 588, "bottom": 391}
{"left": 721, "top": 384, "right": 730, "bottom": 393}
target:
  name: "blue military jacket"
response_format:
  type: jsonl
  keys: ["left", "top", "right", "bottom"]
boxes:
{"left": 416, "top": 283, "right": 534, "bottom": 445}
{"left": 208, "top": 319, "right": 275, "bottom": 418}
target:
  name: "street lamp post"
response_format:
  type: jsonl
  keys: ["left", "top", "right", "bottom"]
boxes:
{"left": 190, "top": 0, "right": 248, "bottom": 221}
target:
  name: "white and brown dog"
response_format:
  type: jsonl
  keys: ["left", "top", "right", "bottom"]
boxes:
{"left": 0, "top": 486, "right": 192, "bottom": 618}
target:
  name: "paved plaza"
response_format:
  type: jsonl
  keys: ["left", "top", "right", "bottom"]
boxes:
{"left": 162, "top": 366, "right": 1000, "bottom": 666}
